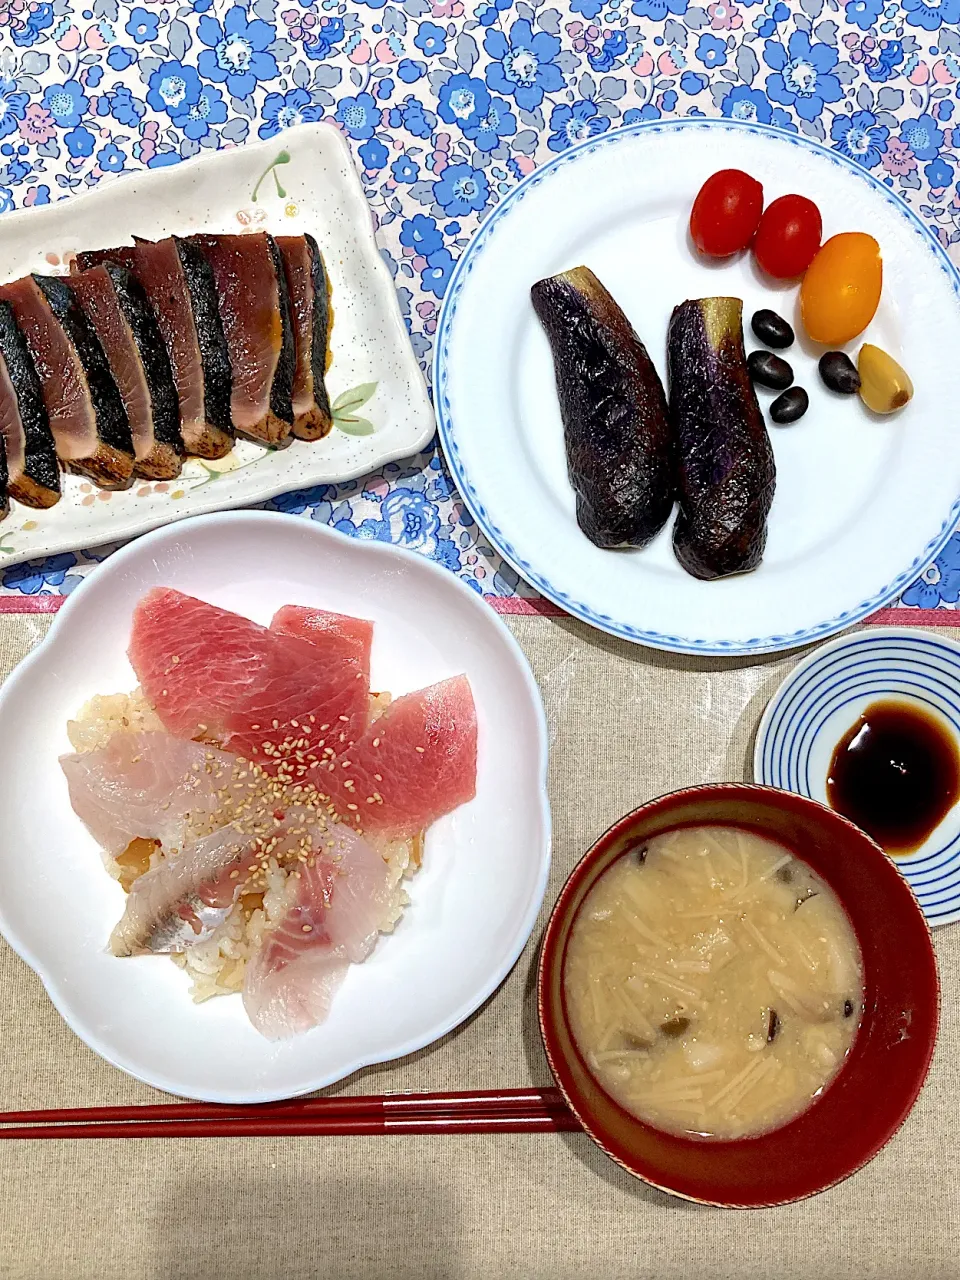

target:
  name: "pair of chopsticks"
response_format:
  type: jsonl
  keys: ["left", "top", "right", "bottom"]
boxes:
{"left": 0, "top": 1087, "right": 581, "bottom": 1140}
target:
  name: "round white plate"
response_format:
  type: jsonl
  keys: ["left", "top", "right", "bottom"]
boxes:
{"left": 755, "top": 627, "right": 960, "bottom": 926}
{"left": 435, "top": 118, "right": 960, "bottom": 656}
{"left": 0, "top": 512, "right": 551, "bottom": 1102}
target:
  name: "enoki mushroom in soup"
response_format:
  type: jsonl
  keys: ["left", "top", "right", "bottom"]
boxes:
{"left": 564, "top": 827, "right": 863, "bottom": 1140}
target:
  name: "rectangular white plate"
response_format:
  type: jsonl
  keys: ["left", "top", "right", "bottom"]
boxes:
{"left": 0, "top": 122, "right": 435, "bottom": 569}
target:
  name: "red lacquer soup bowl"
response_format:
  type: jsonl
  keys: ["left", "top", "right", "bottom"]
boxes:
{"left": 538, "top": 784, "right": 939, "bottom": 1208}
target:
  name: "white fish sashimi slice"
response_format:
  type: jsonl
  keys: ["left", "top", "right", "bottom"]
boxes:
{"left": 242, "top": 824, "right": 398, "bottom": 1040}
{"left": 60, "top": 731, "right": 252, "bottom": 856}
{"left": 243, "top": 946, "right": 351, "bottom": 1039}
{"left": 110, "top": 803, "right": 328, "bottom": 956}
{"left": 110, "top": 825, "right": 253, "bottom": 957}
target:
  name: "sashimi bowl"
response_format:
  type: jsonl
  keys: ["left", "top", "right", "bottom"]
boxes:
{"left": 538, "top": 785, "right": 939, "bottom": 1208}
{"left": 0, "top": 511, "right": 551, "bottom": 1103}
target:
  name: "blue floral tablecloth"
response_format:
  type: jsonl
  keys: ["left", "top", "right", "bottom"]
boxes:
{"left": 0, "top": 0, "right": 958, "bottom": 607}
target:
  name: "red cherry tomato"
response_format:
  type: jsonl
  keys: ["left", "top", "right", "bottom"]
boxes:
{"left": 689, "top": 169, "right": 764, "bottom": 258}
{"left": 752, "top": 194, "right": 823, "bottom": 279}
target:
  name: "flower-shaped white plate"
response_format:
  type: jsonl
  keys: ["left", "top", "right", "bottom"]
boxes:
{"left": 435, "top": 118, "right": 960, "bottom": 656}
{"left": 0, "top": 511, "right": 550, "bottom": 1102}
{"left": 755, "top": 627, "right": 960, "bottom": 926}
{"left": 0, "top": 122, "right": 435, "bottom": 571}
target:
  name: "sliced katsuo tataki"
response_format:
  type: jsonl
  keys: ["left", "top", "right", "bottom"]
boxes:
{"left": 0, "top": 425, "right": 8, "bottom": 521}
{"left": 66, "top": 266, "right": 184, "bottom": 481}
{"left": 0, "top": 275, "right": 135, "bottom": 489}
{"left": 275, "top": 233, "right": 332, "bottom": 441}
{"left": 190, "top": 232, "right": 295, "bottom": 447}
{"left": 76, "top": 239, "right": 233, "bottom": 460}
{"left": 167, "top": 237, "right": 233, "bottom": 452}
{"left": 0, "top": 299, "right": 60, "bottom": 508}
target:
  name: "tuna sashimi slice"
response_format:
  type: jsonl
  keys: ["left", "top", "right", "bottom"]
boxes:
{"left": 270, "top": 605, "right": 373, "bottom": 682}
{"left": 317, "top": 675, "right": 478, "bottom": 838}
{"left": 242, "top": 823, "right": 396, "bottom": 1038}
{"left": 128, "top": 588, "right": 369, "bottom": 771}
{"left": 61, "top": 731, "right": 254, "bottom": 856}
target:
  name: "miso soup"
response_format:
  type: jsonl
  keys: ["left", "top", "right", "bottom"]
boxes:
{"left": 565, "top": 826, "right": 863, "bottom": 1140}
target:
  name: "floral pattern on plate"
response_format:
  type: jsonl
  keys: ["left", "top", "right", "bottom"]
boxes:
{"left": 0, "top": 0, "right": 958, "bottom": 608}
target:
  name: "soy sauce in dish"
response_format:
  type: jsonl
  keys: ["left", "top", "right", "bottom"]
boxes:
{"left": 826, "top": 699, "right": 960, "bottom": 855}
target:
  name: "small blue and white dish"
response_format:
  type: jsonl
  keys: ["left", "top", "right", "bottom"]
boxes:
{"left": 755, "top": 627, "right": 960, "bottom": 927}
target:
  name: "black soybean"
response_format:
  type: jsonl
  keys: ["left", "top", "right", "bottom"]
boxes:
{"left": 819, "top": 350, "right": 861, "bottom": 395}
{"left": 748, "top": 350, "right": 794, "bottom": 391}
{"left": 751, "top": 308, "right": 794, "bottom": 350}
{"left": 770, "top": 386, "right": 809, "bottom": 425}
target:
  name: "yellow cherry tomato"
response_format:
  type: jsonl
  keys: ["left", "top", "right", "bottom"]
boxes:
{"left": 800, "top": 232, "right": 882, "bottom": 346}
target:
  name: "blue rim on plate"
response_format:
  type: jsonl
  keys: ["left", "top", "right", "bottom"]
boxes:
{"left": 434, "top": 118, "right": 960, "bottom": 656}
{"left": 754, "top": 626, "right": 960, "bottom": 926}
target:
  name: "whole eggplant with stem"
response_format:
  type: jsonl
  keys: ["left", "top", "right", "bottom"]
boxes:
{"left": 667, "top": 297, "right": 775, "bottom": 580}
{"left": 531, "top": 267, "right": 674, "bottom": 550}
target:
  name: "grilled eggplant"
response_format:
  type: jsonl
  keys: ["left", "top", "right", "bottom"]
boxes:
{"left": 1, "top": 275, "right": 135, "bottom": 489}
{"left": 531, "top": 266, "right": 673, "bottom": 549}
{"left": 0, "top": 300, "right": 60, "bottom": 508}
{"left": 667, "top": 297, "right": 775, "bottom": 580}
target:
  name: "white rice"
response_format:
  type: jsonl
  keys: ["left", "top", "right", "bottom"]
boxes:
{"left": 67, "top": 689, "right": 162, "bottom": 753}
{"left": 71, "top": 689, "right": 422, "bottom": 1003}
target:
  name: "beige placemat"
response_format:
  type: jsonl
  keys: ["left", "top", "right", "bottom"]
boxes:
{"left": 0, "top": 613, "right": 957, "bottom": 1280}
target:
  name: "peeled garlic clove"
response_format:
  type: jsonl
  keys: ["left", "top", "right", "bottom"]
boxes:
{"left": 857, "top": 343, "right": 913, "bottom": 414}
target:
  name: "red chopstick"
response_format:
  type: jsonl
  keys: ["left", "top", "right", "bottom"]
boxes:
{"left": 0, "top": 1087, "right": 581, "bottom": 1140}
{"left": 0, "top": 1087, "right": 566, "bottom": 1125}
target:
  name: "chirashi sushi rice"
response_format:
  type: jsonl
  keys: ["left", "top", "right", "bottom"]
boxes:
{"left": 68, "top": 688, "right": 423, "bottom": 1004}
